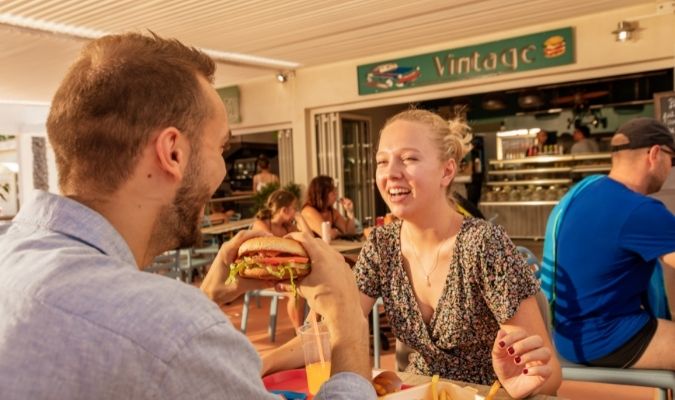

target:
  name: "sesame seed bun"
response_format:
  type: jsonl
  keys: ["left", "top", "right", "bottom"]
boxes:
{"left": 237, "top": 236, "right": 308, "bottom": 258}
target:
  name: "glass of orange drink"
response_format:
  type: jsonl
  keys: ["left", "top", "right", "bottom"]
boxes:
{"left": 298, "top": 321, "right": 331, "bottom": 395}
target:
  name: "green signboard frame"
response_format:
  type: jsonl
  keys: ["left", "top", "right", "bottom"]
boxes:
{"left": 357, "top": 27, "right": 574, "bottom": 96}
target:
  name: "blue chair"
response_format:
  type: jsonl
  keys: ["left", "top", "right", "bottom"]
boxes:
{"left": 372, "top": 297, "right": 384, "bottom": 368}
{"left": 240, "top": 290, "right": 286, "bottom": 343}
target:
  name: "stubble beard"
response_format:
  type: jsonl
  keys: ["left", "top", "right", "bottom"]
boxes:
{"left": 152, "top": 154, "right": 213, "bottom": 253}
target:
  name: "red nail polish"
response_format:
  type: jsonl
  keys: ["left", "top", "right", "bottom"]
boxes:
{"left": 498, "top": 341, "right": 505, "bottom": 348}
{"left": 523, "top": 368, "right": 528, "bottom": 375}
{"left": 507, "top": 347, "right": 514, "bottom": 355}
{"left": 514, "top": 356, "right": 521, "bottom": 364}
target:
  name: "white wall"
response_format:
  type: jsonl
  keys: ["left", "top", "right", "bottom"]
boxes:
{"left": 0, "top": 102, "right": 57, "bottom": 213}
{"left": 228, "top": 3, "right": 675, "bottom": 187}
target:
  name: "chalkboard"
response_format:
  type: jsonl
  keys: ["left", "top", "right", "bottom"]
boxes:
{"left": 654, "top": 91, "right": 675, "bottom": 135}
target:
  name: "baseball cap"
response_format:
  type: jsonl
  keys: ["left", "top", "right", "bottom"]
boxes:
{"left": 611, "top": 117, "right": 675, "bottom": 152}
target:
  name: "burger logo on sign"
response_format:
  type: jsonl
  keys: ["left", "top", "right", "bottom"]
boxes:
{"left": 543, "top": 35, "right": 566, "bottom": 58}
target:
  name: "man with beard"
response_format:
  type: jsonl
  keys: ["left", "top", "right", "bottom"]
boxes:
{"left": 0, "top": 33, "right": 374, "bottom": 400}
{"left": 542, "top": 117, "right": 675, "bottom": 371}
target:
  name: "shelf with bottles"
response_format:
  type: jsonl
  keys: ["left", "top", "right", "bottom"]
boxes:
{"left": 482, "top": 153, "right": 612, "bottom": 204}
{"left": 486, "top": 178, "right": 571, "bottom": 187}
{"left": 488, "top": 166, "right": 572, "bottom": 176}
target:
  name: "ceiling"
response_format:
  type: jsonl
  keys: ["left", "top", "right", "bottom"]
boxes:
{"left": 0, "top": 0, "right": 654, "bottom": 103}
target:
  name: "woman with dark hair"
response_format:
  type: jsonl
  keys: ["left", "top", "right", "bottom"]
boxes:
{"left": 301, "top": 175, "right": 356, "bottom": 240}
{"left": 252, "top": 155, "right": 279, "bottom": 192}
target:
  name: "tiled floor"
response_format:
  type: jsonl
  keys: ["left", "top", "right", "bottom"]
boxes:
{"left": 218, "top": 293, "right": 658, "bottom": 400}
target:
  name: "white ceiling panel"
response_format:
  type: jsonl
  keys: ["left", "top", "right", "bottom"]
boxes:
{"left": 0, "top": 0, "right": 655, "bottom": 102}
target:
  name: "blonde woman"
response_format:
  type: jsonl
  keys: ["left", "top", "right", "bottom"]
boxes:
{"left": 354, "top": 109, "right": 561, "bottom": 397}
{"left": 251, "top": 189, "right": 305, "bottom": 329}
{"left": 264, "top": 110, "right": 560, "bottom": 398}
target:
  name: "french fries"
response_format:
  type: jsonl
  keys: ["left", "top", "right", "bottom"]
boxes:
{"left": 485, "top": 379, "right": 501, "bottom": 400}
{"left": 431, "top": 374, "right": 439, "bottom": 400}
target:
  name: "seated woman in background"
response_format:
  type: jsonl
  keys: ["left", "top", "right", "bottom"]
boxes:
{"left": 252, "top": 154, "right": 279, "bottom": 192}
{"left": 300, "top": 175, "right": 356, "bottom": 240}
{"left": 251, "top": 189, "right": 305, "bottom": 329}
{"left": 355, "top": 109, "right": 560, "bottom": 398}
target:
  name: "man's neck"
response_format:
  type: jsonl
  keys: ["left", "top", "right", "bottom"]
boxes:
{"left": 67, "top": 188, "right": 165, "bottom": 268}
{"left": 608, "top": 168, "right": 648, "bottom": 195}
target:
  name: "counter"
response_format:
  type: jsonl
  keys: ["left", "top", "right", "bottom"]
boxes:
{"left": 480, "top": 153, "right": 611, "bottom": 239}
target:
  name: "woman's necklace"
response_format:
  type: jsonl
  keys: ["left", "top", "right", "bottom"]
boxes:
{"left": 405, "top": 223, "right": 447, "bottom": 287}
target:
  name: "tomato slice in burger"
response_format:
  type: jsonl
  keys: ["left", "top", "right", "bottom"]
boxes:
{"left": 260, "top": 256, "right": 309, "bottom": 265}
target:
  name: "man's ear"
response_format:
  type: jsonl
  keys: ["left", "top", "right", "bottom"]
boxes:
{"left": 155, "top": 127, "right": 188, "bottom": 181}
{"left": 646, "top": 145, "right": 661, "bottom": 169}
{"left": 441, "top": 158, "right": 457, "bottom": 187}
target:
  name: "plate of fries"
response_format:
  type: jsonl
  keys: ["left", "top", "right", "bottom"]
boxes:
{"left": 380, "top": 375, "right": 486, "bottom": 400}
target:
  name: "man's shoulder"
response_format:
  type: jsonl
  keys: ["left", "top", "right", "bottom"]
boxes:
{"left": 51, "top": 267, "right": 228, "bottom": 360}
{"left": 2, "top": 237, "right": 229, "bottom": 363}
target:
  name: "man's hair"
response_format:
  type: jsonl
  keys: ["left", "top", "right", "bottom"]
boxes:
{"left": 46, "top": 32, "right": 216, "bottom": 194}
{"left": 575, "top": 125, "right": 591, "bottom": 138}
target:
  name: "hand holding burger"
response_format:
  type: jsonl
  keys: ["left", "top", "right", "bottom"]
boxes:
{"left": 200, "top": 229, "right": 279, "bottom": 305}
{"left": 226, "top": 236, "right": 311, "bottom": 294}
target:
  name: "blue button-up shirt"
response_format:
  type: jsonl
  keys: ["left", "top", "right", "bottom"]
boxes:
{"left": 0, "top": 191, "right": 374, "bottom": 399}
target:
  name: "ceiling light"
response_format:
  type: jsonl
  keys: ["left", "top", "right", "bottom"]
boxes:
{"left": 0, "top": 13, "right": 300, "bottom": 70}
{"left": 276, "top": 72, "right": 288, "bottom": 83}
{"left": 612, "top": 21, "right": 638, "bottom": 42}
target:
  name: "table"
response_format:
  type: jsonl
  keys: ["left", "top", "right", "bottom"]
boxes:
{"left": 329, "top": 239, "right": 364, "bottom": 254}
{"left": 201, "top": 218, "right": 255, "bottom": 236}
{"left": 392, "top": 371, "right": 560, "bottom": 399}
{"left": 208, "top": 193, "right": 254, "bottom": 203}
{"left": 201, "top": 218, "right": 255, "bottom": 245}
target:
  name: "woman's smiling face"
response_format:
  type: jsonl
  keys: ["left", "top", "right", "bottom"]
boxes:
{"left": 375, "top": 119, "right": 452, "bottom": 220}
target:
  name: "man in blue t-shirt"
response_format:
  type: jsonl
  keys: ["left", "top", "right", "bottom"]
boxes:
{"left": 547, "top": 117, "right": 675, "bottom": 370}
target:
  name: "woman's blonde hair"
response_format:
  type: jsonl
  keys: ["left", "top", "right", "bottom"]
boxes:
{"left": 256, "top": 189, "right": 297, "bottom": 220}
{"left": 381, "top": 108, "right": 472, "bottom": 166}
{"left": 380, "top": 108, "right": 472, "bottom": 196}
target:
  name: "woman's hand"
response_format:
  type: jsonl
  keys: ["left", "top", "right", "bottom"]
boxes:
{"left": 491, "top": 329, "right": 553, "bottom": 399}
{"left": 340, "top": 197, "right": 355, "bottom": 217}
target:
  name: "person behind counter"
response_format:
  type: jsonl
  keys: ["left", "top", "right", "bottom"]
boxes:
{"left": 251, "top": 189, "right": 306, "bottom": 330}
{"left": 266, "top": 109, "right": 561, "bottom": 399}
{"left": 357, "top": 109, "right": 560, "bottom": 397}
{"left": 0, "top": 32, "right": 375, "bottom": 400}
{"left": 570, "top": 125, "right": 599, "bottom": 154}
{"left": 252, "top": 154, "right": 279, "bottom": 192}
{"left": 301, "top": 175, "right": 356, "bottom": 240}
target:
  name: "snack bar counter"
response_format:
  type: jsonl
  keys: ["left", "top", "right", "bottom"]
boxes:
{"left": 479, "top": 153, "right": 611, "bottom": 239}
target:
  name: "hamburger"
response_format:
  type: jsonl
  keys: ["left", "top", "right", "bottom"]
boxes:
{"left": 226, "top": 237, "right": 310, "bottom": 287}
{"left": 543, "top": 35, "right": 566, "bottom": 58}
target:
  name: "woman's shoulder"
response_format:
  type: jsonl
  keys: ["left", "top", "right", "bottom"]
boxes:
{"left": 458, "top": 217, "right": 508, "bottom": 244}
{"left": 369, "top": 220, "right": 401, "bottom": 243}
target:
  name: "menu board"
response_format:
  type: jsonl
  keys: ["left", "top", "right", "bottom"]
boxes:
{"left": 654, "top": 91, "right": 675, "bottom": 135}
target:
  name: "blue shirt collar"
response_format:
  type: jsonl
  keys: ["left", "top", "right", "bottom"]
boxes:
{"left": 14, "top": 191, "right": 137, "bottom": 268}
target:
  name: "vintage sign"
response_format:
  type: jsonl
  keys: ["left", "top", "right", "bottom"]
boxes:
{"left": 357, "top": 27, "right": 574, "bottom": 95}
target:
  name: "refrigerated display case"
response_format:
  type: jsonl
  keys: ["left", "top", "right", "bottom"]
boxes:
{"left": 479, "top": 153, "right": 611, "bottom": 239}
